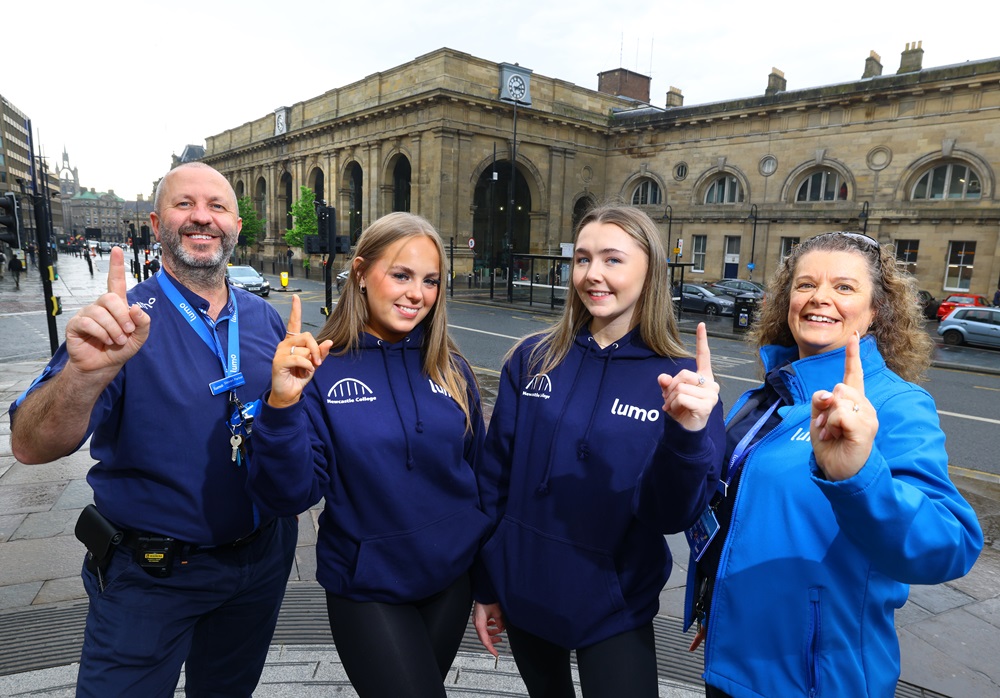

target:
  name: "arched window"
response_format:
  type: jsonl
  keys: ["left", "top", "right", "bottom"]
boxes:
{"left": 704, "top": 175, "right": 743, "bottom": 204}
{"left": 796, "top": 169, "right": 848, "bottom": 202}
{"left": 912, "top": 163, "right": 982, "bottom": 200}
{"left": 631, "top": 179, "right": 661, "bottom": 206}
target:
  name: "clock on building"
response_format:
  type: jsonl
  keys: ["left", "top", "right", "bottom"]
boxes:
{"left": 274, "top": 107, "right": 288, "bottom": 136}
{"left": 507, "top": 74, "right": 527, "bottom": 101}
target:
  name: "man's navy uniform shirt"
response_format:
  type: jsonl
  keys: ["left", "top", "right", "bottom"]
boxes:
{"left": 11, "top": 272, "right": 285, "bottom": 545}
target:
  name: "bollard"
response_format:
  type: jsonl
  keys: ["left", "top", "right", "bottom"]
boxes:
{"left": 280, "top": 271, "right": 289, "bottom": 288}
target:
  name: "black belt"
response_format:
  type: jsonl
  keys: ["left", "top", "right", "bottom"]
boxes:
{"left": 120, "top": 517, "right": 276, "bottom": 556}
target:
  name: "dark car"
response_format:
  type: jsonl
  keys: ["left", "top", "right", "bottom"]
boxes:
{"left": 680, "top": 283, "right": 735, "bottom": 316}
{"left": 917, "top": 290, "right": 940, "bottom": 320}
{"left": 937, "top": 307, "right": 1000, "bottom": 348}
{"left": 226, "top": 265, "right": 271, "bottom": 297}
{"left": 936, "top": 293, "right": 990, "bottom": 322}
{"left": 708, "top": 278, "right": 767, "bottom": 300}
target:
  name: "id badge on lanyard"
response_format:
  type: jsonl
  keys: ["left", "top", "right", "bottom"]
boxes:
{"left": 155, "top": 270, "right": 245, "bottom": 395}
{"left": 684, "top": 399, "right": 781, "bottom": 561}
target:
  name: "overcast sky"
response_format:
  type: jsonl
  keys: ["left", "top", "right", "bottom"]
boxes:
{"left": 4, "top": 1, "right": 996, "bottom": 202}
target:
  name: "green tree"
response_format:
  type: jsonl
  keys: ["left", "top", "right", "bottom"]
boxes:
{"left": 236, "top": 196, "right": 263, "bottom": 252}
{"left": 285, "top": 186, "right": 318, "bottom": 250}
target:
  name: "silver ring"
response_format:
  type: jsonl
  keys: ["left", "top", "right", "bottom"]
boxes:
{"left": 852, "top": 402, "right": 860, "bottom": 413}
{"left": 289, "top": 346, "right": 296, "bottom": 356}
{"left": 697, "top": 374, "right": 706, "bottom": 386}
{"left": 286, "top": 331, "right": 299, "bottom": 336}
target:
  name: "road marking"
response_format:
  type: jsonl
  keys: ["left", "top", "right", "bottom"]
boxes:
{"left": 937, "top": 410, "right": 1000, "bottom": 425}
{"left": 448, "top": 324, "right": 522, "bottom": 341}
{"left": 716, "top": 373, "right": 760, "bottom": 384}
{"left": 974, "top": 385, "right": 1000, "bottom": 392}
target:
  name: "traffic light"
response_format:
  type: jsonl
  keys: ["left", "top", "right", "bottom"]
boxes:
{"left": 0, "top": 192, "right": 21, "bottom": 248}
{"left": 140, "top": 224, "right": 150, "bottom": 248}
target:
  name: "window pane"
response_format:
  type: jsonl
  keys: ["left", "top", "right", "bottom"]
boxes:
{"left": 809, "top": 173, "right": 822, "bottom": 201}
{"left": 930, "top": 166, "right": 947, "bottom": 199}
{"left": 796, "top": 180, "right": 809, "bottom": 202}
{"left": 649, "top": 182, "right": 661, "bottom": 205}
{"left": 692, "top": 235, "right": 706, "bottom": 272}
{"left": 913, "top": 173, "right": 928, "bottom": 199}
{"left": 706, "top": 181, "right": 719, "bottom": 204}
{"left": 948, "top": 165, "right": 967, "bottom": 199}
{"left": 823, "top": 173, "right": 838, "bottom": 201}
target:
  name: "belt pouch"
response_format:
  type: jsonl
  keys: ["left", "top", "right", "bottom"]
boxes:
{"left": 74, "top": 504, "right": 124, "bottom": 571}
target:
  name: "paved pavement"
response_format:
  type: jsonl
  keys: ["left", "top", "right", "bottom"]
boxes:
{"left": 1, "top": 255, "right": 998, "bottom": 696}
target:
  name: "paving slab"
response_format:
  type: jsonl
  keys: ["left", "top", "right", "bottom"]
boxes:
{"left": 0, "top": 534, "right": 82, "bottom": 586}
{"left": 0, "top": 481, "right": 66, "bottom": 516}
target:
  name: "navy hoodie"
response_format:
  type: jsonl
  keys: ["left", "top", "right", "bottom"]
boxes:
{"left": 247, "top": 328, "right": 490, "bottom": 603}
{"left": 477, "top": 326, "right": 724, "bottom": 649}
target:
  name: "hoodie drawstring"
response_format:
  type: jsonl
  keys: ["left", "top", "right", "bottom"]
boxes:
{"left": 536, "top": 339, "right": 618, "bottom": 495}
{"left": 379, "top": 340, "right": 421, "bottom": 469}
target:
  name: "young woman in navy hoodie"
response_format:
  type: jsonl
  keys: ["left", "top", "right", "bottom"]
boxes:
{"left": 247, "top": 213, "right": 489, "bottom": 697}
{"left": 474, "top": 204, "right": 725, "bottom": 697}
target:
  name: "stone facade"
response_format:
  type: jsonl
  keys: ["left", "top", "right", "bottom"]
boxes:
{"left": 203, "top": 46, "right": 1000, "bottom": 297}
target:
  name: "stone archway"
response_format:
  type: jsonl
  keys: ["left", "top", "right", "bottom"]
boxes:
{"left": 472, "top": 160, "right": 531, "bottom": 274}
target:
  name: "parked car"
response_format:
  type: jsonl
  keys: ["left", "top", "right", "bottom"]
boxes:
{"left": 226, "top": 265, "right": 271, "bottom": 297}
{"left": 679, "top": 283, "right": 735, "bottom": 316}
{"left": 917, "top": 290, "right": 940, "bottom": 320}
{"left": 708, "top": 278, "right": 767, "bottom": 300}
{"left": 935, "top": 293, "right": 990, "bottom": 321}
{"left": 937, "top": 306, "right": 1000, "bottom": 348}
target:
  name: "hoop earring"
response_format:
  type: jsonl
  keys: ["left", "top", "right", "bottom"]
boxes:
{"left": 360, "top": 284, "right": 367, "bottom": 294}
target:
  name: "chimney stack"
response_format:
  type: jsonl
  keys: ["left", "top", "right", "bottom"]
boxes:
{"left": 766, "top": 68, "right": 786, "bottom": 96}
{"left": 666, "top": 86, "right": 684, "bottom": 108}
{"left": 862, "top": 50, "right": 883, "bottom": 79}
{"left": 898, "top": 41, "right": 924, "bottom": 74}
{"left": 597, "top": 68, "right": 651, "bottom": 103}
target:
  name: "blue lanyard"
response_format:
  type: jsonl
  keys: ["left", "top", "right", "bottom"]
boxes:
{"left": 720, "top": 398, "right": 782, "bottom": 495}
{"left": 156, "top": 269, "right": 245, "bottom": 395}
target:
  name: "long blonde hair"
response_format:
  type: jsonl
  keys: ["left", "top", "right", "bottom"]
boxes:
{"left": 520, "top": 203, "right": 689, "bottom": 376}
{"left": 317, "top": 212, "right": 476, "bottom": 428}
{"left": 749, "top": 231, "right": 932, "bottom": 381}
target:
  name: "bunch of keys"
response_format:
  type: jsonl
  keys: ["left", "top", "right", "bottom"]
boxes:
{"left": 227, "top": 392, "right": 260, "bottom": 467}
{"left": 230, "top": 433, "right": 247, "bottom": 464}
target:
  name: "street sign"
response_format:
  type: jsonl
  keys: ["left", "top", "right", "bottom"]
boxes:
{"left": 468, "top": 238, "right": 475, "bottom": 249}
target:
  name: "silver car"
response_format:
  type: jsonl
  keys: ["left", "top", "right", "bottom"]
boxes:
{"left": 680, "top": 283, "right": 735, "bottom": 316}
{"left": 226, "top": 265, "right": 271, "bottom": 297}
{"left": 937, "top": 306, "right": 1000, "bottom": 348}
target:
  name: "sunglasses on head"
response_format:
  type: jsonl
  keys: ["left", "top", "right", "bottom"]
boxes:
{"left": 803, "top": 231, "right": 882, "bottom": 270}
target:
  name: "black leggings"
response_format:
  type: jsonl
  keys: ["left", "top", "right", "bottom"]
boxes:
{"left": 325, "top": 573, "right": 472, "bottom": 698}
{"left": 705, "top": 684, "right": 733, "bottom": 698}
{"left": 506, "top": 621, "right": 658, "bottom": 698}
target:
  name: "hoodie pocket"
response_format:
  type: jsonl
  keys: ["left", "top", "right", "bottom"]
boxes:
{"left": 482, "top": 515, "right": 626, "bottom": 647}
{"left": 352, "top": 506, "right": 490, "bottom": 601}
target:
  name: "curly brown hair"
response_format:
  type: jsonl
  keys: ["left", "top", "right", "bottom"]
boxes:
{"left": 748, "top": 232, "right": 933, "bottom": 382}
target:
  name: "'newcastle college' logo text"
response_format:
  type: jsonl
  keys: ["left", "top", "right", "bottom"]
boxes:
{"left": 522, "top": 374, "right": 552, "bottom": 399}
{"left": 327, "top": 378, "right": 377, "bottom": 405}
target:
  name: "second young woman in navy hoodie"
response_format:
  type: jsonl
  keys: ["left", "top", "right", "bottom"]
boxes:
{"left": 248, "top": 213, "right": 489, "bottom": 698}
{"left": 474, "top": 205, "right": 725, "bottom": 697}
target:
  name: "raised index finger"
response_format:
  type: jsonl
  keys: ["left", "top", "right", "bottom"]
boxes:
{"left": 107, "top": 247, "right": 127, "bottom": 300}
{"left": 694, "top": 322, "right": 714, "bottom": 381}
{"left": 842, "top": 331, "right": 865, "bottom": 394}
{"left": 286, "top": 295, "right": 302, "bottom": 335}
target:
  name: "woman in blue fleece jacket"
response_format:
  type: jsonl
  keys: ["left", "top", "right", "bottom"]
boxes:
{"left": 474, "top": 204, "right": 725, "bottom": 697}
{"left": 247, "top": 213, "right": 489, "bottom": 698}
{"left": 689, "top": 231, "right": 983, "bottom": 698}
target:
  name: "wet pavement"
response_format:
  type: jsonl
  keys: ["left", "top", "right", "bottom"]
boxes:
{"left": 1, "top": 256, "right": 998, "bottom": 696}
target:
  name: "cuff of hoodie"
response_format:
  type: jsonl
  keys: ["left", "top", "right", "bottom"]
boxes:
{"left": 257, "top": 390, "right": 306, "bottom": 431}
{"left": 657, "top": 417, "right": 717, "bottom": 467}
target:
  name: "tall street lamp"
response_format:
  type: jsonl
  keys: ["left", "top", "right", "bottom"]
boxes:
{"left": 859, "top": 201, "right": 870, "bottom": 234}
{"left": 748, "top": 204, "right": 759, "bottom": 282}
{"left": 499, "top": 63, "right": 532, "bottom": 303}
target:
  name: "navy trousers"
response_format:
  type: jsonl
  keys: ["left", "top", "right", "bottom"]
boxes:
{"left": 76, "top": 516, "right": 297, "bottom": 697}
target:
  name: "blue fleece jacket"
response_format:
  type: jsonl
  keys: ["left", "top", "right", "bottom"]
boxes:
{"left": 690, "top": 337, "right": 983, "bottom": 698}
{"left": 247, "top": 329, "right": 489, "bottom": 603}
{"left": 478, "top": 326, "right": 724, "bottom": 649}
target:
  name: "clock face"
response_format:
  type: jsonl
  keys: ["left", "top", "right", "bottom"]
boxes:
{"left": 276, "top": 112, "right": 286, "bottom": 134}
{"left": 507, "top": 74, "right": 526, "bottom": 101}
